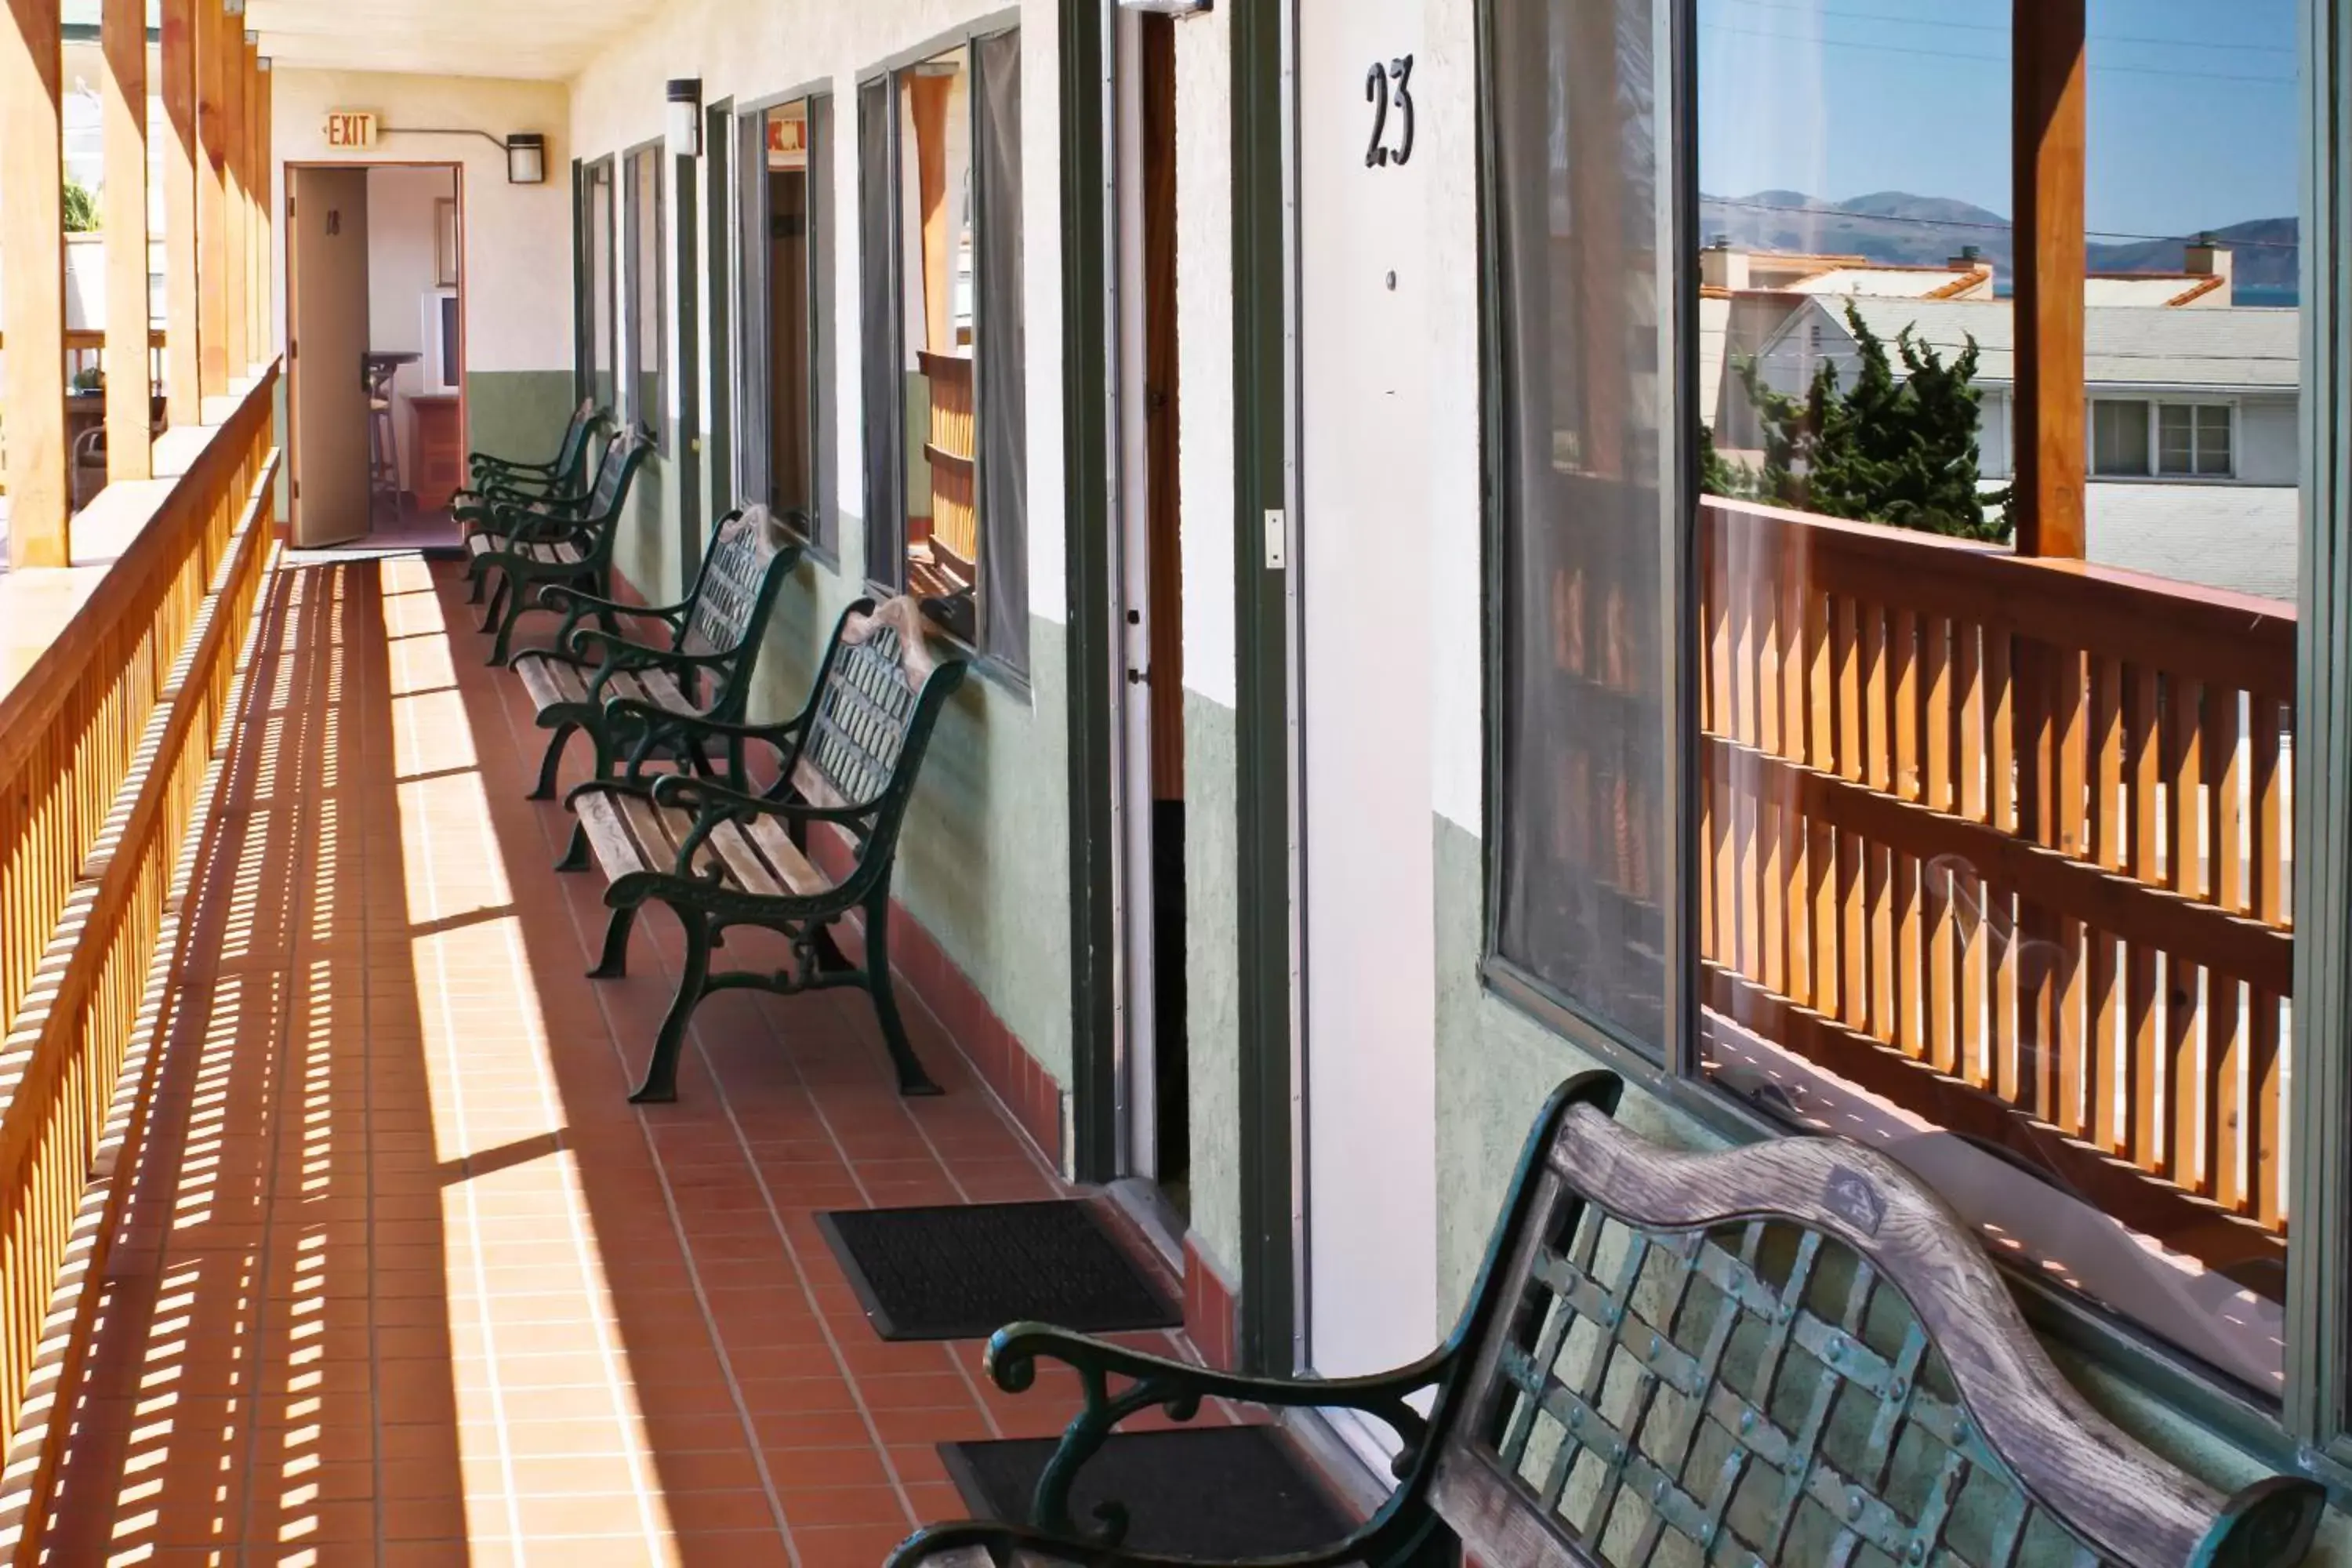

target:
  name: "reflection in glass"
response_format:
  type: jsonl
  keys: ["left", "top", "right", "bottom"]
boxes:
{"left": 1690, "top": 0, "right": 2299, "bottom": 1392}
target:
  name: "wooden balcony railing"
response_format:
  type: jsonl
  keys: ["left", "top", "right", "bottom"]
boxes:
{"left": 0, "top": 367, "right": 278, "bottom": 1552}
{"left": 1698, "top": 495, "right": 2294, "bottom": 1287}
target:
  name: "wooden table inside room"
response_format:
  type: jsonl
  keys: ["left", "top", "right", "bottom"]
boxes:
{"left": 407, "top": 392, "right": 463, "bottom": 513}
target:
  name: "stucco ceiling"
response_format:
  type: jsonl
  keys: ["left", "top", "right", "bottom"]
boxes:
{"left": 248, "top": 0, "right": 660, "bottom": 81}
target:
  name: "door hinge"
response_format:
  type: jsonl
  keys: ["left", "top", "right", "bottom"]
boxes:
{"left": 1264, "top": 508, "right": 1287, "bottom": 570}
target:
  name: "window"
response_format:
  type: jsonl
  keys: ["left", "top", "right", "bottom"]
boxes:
{"left": 736, "top": 96, "right": 834, "bottom": 553}
{"left": 2091, "top": 398, "right": 2150, "bottom": 476}
{"left": 1492, "top": 0, "right": 2315, "bottom": 1408}
{"left": 858, "top": 29, "right": 1028, "bottom": 672}
{"left": 2158, "top": 402, "right": 2234, "bottom": 477}
{"left": 583, "top": 158, "right": 615, "bottom": 409}
{"left": 623, "top": 145, "right": 666, "bottom": 448}
{"left": 1487, "top": 0, "right": 1671, "bottom": 1046}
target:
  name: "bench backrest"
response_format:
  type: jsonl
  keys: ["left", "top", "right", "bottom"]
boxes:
{"left": 552, "top": 400, "right": 612, "bottom": 487}
{"left": 1421, "top": 1076, "right": 2324, "bottom": 1568}
{"left": 783, "top": 597, "right": 966, "bottom": 875}
{"left": 575, "top": 426, "right": 655, "bottom": 528}
{"left": 681, "top": 507, "right": 800, "bottom": 659}
{"left": 673, "top": 507, "right": 803, "bottom": 717}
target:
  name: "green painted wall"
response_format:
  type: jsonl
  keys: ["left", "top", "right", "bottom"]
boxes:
{"left": 464, "top": 371, "right": 578, "bottom": 470}
{"left": 1183, "top": 691, "right": 1242, "bottom": 1279}
{"left": 1428, "top": 815, "right": 2352, "bottom": 1555}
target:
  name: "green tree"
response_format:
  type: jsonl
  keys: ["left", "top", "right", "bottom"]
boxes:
{"left": 1733, "top": 302, "right": 2013, "bottom": 544}
{"left": 63, "top": 176, "right": 100, "bottom": 234}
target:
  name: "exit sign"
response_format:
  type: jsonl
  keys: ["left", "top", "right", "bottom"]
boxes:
{"left": 324, "top": 111, "right": 378, "bottom": 149}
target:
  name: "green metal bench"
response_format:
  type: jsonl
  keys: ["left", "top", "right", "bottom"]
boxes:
{"left": 890, "top": 1073, "right": 2326, "bottom": 1568}
{"left": 463, "top": 426, "right": 655, "bottom": 666}
{"left": 562, "top": 597, "right": 969, "bottom": 1103}
{"left": 509, "top": 505, "right": 806, "bottom": 800}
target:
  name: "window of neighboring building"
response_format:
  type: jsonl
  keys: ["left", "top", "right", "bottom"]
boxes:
{"left": 2158, "top": 401, "right": 2234, "bottom": 477}
{"left": 858, "top": 27, "right": 1029, "bottom": 673}
{"left": 737, "top": 96, "right": 833, "bottom": 553}
{"left": 622, "top": 144, "right": 666, "bottom": 449}
{"left": 1494, "top": 0, "right": 2313, "bottom": 1406}
{"left": 583, "top": 158, "right": 615, "bottom": 411}
{"left": 2091, "top": 398, "right": 2151, "bottom": 476}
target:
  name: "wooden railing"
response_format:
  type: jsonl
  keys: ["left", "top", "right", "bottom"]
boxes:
{"left": 0, "top": 367, "right": 278, "bottom": 1554}
{"left": 918, "top": 348, "right": 978, "bottom": 587}
{"left": 1698, "top": 495, "right": 2294, "bottom": 1286}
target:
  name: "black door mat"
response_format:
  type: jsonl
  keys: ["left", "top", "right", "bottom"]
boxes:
{"left": 940, "top": 1426, "right": 1359, "bottom": 1558}
{"left": 816, "top": 1200, "right": 1181, "bottom": 1341}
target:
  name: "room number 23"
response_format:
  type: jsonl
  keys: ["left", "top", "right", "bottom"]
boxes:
{"left": 1365, "top": 55, "right": 1417, "bottom": 168}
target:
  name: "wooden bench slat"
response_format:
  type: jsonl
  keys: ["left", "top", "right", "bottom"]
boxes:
{"left": 574, "top": 790, "right": 652, "bottom": 881}
{"left": 738, "top": 814, "right": 831, "bottom": 898}
{"left": 705, "top": 819, "right": 789, "bottom": 900}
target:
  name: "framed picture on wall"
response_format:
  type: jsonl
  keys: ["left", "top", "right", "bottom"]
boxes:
{"left": 434, "top": 198, "right": 459, "bottom": 287}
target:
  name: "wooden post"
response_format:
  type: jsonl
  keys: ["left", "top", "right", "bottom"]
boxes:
{"left": 2, "top": 0, "right": 68, "bottom": 567}
{"left": 221, "top": 12, "right": 248, "bottom": 379}
{"left": 102, "top": 0, "right": 153, "bottom": 480}
{"left": 2011, "top": 0, "right": 2089, "bottom": 1101}
{"left": 196, "top": 0, "right": 229, "bottom": 400}
{"left": 161, "top": 0, "right": 199, "bottom": 425}
{"left": 252, "top": 49, "right": 270, "bottom": 362}
{"left": 2013, "top": 0, "right": 2087, "bottom": 561}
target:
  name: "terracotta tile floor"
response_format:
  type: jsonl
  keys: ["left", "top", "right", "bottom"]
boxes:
{"left": 42, "top": 556, "right": 1193, "bottom": 1566}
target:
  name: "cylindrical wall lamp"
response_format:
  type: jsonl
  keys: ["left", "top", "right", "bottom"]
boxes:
{"left": 666, "top": 79, "right": 703, "bottom": 158}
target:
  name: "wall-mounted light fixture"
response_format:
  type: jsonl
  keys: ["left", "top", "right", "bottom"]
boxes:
{"left": 1116, "top": 0, "right": 1213, "bottom": 14}
{"left": 368, "top": 124, "right": 550, "bottom": 183}
{"left": 666, "top": 79, "right": 703, "bottom": 158}
{"left": 505, "top": 132, "right": 547, "bottom": 185}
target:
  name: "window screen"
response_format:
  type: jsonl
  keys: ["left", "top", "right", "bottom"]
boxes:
{"left": 1488, "top": 0, "right": 1674, "bottom": 1046}
{"left": 973, "top": 29, "right": 1028, "bottom": 673}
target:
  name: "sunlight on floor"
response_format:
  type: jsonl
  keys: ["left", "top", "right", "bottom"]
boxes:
{"left": 381, "top": 555, "right": 675, "bottom": 1560}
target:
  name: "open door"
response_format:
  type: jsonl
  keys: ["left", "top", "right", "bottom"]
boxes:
{"left": 1113, "top": 9, "right": 1189, "bottom": 1217}
{"left": 289, "top": 166, "right": 372, "bottom": 547}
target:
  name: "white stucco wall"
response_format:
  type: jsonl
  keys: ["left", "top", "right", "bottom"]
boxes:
{"left": 271, "top": 69, "right": 575, "bottom": 376}
{"left": 565, "top": 0, "right": 1069, "bottom": 625}
{"left": 1425, "top": 0, "right": 1485, "bottom": 834}
{"left": 2238, "top": 395, "right": 2299, "bottom": 485}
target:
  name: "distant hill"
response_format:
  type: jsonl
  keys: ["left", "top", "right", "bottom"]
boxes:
{"left": 1700, "top": 191, "right": 2299, "bottom": 298}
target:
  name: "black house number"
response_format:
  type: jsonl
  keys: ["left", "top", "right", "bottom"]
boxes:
{"left": 1365, "top": 55, "right": 1417, "bottom": 168}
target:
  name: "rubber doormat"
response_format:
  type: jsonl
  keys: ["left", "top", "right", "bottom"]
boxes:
{"left": 940, "top": 1427, "right": 1359, "bottom": 1558}
{"left": 816, "top": 1200, "right": 1180, "bottom": 1341}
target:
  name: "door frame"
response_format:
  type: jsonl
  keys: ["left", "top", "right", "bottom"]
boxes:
{"left": 1058, "top": 0, "right": 1298, "bottom": 1374}
{"left": 283, "top": 158, "right": 467, "bottom": 543}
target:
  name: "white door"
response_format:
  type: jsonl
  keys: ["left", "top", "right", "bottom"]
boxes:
{"left": 289, "top": 167, "right": 372, "bottom": 548}
{"left": 1298, "top": 0, "right": 1436, "bottom": 1399}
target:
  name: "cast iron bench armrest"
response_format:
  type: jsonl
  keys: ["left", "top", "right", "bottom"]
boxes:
{"left": 879, "top": 1330, "right": 1450, "bottom": 1567}
{"left": 987, "top": 1323, "right": 1443, "bottom": 1450}
{"left": 562, "top": 627, "right": 722, "bottom": 679}
{"left": 601, "top": 704, "right": 805, "bottom": 749}
{"left": 650, "top": 773, "right": 864, "bottom": 826}
{"left": 538, "top": 583, "right": 691, "bottom": 625}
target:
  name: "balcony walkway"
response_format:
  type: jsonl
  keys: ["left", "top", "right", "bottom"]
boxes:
{"left": 39, "top": 554, "right": 1174, "bottom": 1566}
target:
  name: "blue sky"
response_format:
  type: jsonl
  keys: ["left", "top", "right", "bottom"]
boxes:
{"left": 1697, "top": 0, "right": 2302, "bottom": 237}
